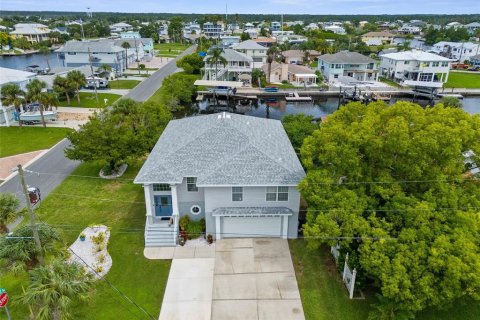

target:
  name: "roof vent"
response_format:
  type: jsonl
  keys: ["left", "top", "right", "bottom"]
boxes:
{"left": 218, "top": 112, "right": 231, "bottom": 119}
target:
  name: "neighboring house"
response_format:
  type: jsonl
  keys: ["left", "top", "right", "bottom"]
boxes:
{"left": 281, "top": 49, "right": 321, "bottom": 64}
{"left": 203, "top": 22, "right": 223, "bottom": 38}
{"left": 431, "top": 41, "right": 480, "bottom": 63}
{"left": 465, "top": 22, "right": 480, "bottom": 35}
{"left": 318, "top": 51, "right": 379, "bottom": 82}
{"left": 0, "top": 67, "right": 37, "bottom": 126}
{"left": 379, "top": 50, "right": 452, "bottom": 86}
{"left": 56, "top": 40, "right": 127, "bottom": 75}
{"left": 392, "top": 37, "right": 426, "bottom": 50}
{"left": 361, "top": 31, "right": 395, "bottom": 45}
{"left": 10, "top": 23, "right": 51, "bottom": 43}
{"left": 183, "top": 22, "right": 201, "bottom": 38}
{"left": 109, "top": 22, "right": 133, "bottom": 34}
{"left": 262, "top": 61, "right": 317, "bottom": 86}
{"left": 244, "top": 28, "right": 259, "bottom": 39}
{"left": 204, "top": 49, "right": 253, "bottom": 83}
{"left": 445, "top": 22, "right": 463, "bottom": 29}
{"left": 275, "top": 34, "right": 308, "bottom": 45}
{"left": 253, "top": 37, "right": 276, "bottom": 47}
{"left": 323, "top": 25, "right": 346, "bottom": 35}
{"left": 470, "top": 54, "right": 480, "bottom": 67}
{"left": 378, "top": 48, "right": 398, "bottom": 56}
{"left": 119, "top": 32, "right": 154, "bottom": 53}
{"left": 271, "top": 21, "right": 282, "bottom": 32}
{"left": 233, "top": 40, "right": 268, "bottom": 68}
{"left": 305, "top": 23, "right": 319, "bottom": 31}
{"left": 220, "top": 36, "right": 241, "bottom": 49}
{"left": 397, "top": 25, "right": 421, "bottom": 35}
{"left": 113, "top": 39, "right": 146, "bottom": 65}
{"left": 134, "top": 112, "right": 305, "bottom": 247}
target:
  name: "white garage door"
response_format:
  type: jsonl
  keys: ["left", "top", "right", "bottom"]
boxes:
{"left": 222, "top": 216, "right": 282, "bottom": 238}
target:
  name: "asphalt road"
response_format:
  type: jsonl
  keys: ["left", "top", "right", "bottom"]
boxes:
{"left": 124, "top": 45, "right": 197, "bottom": 102}
{"left": 1, "top": 139, "right": 80, "bottom": 228}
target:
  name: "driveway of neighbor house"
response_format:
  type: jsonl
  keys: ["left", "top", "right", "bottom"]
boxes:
{"left": 158, "top": 238, "right": 305, "bottom": 320}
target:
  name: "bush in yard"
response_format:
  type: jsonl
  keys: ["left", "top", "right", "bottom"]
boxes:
{"left": 176, "top": 53, "right": 204, "bottom": 74}
{"left": 300, "top": 101, "right": 480, "bottom": 319}
{"left": 65, "top": 99, "right": 172, "bottom": 174}
{"left": 186, "top": 220, "right": 204, "bottom": 239}
{"left": 438, "top": 96, "right": 462, "bottom": 108}
{"left": 179, "top": 215, "right": 190, "bottom": 231}
{"left": 282, "top": 114, "right": 319, "bottom": 153}
{"left": 0, "top": 223, "right": 60, "bottom": 272}
{"left": 0, "top": 193, "right": 23, "bottom": 233}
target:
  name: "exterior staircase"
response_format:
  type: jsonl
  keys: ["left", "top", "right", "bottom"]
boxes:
{"left": 145, "top": 221, "right": 177, "bottom": 247}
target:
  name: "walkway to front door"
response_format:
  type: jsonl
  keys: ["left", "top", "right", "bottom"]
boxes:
{"left": 157, "top": 239, "right": 305, "bottom": 320}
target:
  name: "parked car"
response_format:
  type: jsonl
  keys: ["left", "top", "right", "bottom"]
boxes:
{"left": 467, "top": 66, "right": 480, "bottom": 72}
{"left": 451, "top": 63, "right": 469, "bottom": 70}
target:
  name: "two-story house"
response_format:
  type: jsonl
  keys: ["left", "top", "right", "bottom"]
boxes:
{"left": 432, "top": 42, "right": 480, "bottom": 63}
{"left": 109, "top": 22, "right": 133, "bottom": 35}
{"left": 10, "top": 23, "right": 51, "bottom": 44}
{"left": 203, "top": 22, "right": 223, "bottom": 38}
{"left": 119, "top": 32, "right": 155, "bottom": 53}
{"left": 379, "top": 50, "right": 452, "bottom": 86}
{"left": 361, "top": 31, "right": 396, "bottom": 46}
{"left": 318, "top": 51, "right": 379, "bottom": 82}
{"left": 113, "top": 39, "right": 146, "bottom": 65}
{"left": 134, "top": 112, "right": 305, "bottom": 247}
{"left": 56, "top": 40, "right": 127, "bottom": 76}
{"left": 204, "top": 49, "right": 253, "bottom": 83}
{"left": 232, "top": 40, "right": 267, "bottom": 68}
{"left": 281, "top": 50, "right": 321, "bottom": 64}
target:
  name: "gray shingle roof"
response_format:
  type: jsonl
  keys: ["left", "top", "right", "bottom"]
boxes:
{"left": 134, "top": 113, "right": 305, "bottom": 186}
{"left": 233, "top": 40, "right": 267, "bottom": 50}
{"left": 56, "top": 40, "right": 124, "bottom": 53}
{"left": 319, "top": 51, "right": 375, "bottom": 64}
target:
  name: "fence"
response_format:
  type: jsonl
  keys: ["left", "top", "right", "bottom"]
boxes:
{"left": 331, "top": 245, "right": 357, "bottom": 299}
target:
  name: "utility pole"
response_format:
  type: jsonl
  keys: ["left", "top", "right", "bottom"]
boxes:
{"left": 87, "top": 47, "right": 100, "bottom": 107}
{"left": 17, "top": 164, "right": 44, "bottom": 266}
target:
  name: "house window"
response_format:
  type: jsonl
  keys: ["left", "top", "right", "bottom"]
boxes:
{"left": 153, "top": 184, "right": 171, "bottom": 191}
{"left": 404, "top": 61, "right": 410, "bottom": 64}
{"left": 232, "top": 187, "right": 243, "bottom": 201}
{"left": 432, "top": 62, "right": 440, "bottom": 67}
{"left": 190, "top": 205, "right": 201, "bottom": 215}
{"left": 334, "top": 74, "right": 339, "bottom": 79}
{"left": 266, "top": 186, "right": 289, "bottom": 201}
{"left": 187, "top": 177, "right": 198, "bottom": 192}
{"left": 442, "top": 62, "right": 449, "bottom": 67}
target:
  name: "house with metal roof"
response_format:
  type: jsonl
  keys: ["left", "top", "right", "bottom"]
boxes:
{"left": 317, "top": 51, "right": 379, "bottom": 82}
{"left": 134, "top": 112, "right": 305, "bottom": 247}
{"left": 10, "top": 23, "right": 51, "bottom": 44}
{"left": 262, "top": 61, "right": 318, "bottom": 86}
{"left": 56, "top": 40, "right": 127, "bottom": 75}
{"left": 232, "top": 40, "right": 268, "bottom": 68}
{"left": 203, "top": 49, "right": 253, "bottom": 83}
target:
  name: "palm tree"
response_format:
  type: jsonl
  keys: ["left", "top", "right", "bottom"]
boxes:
{"left": 39, "top": 46, "right": 51, "bottom": 70}
{"left": 99, "top": 63, "right": 112, "bottom": 78}
{"left": 0, "top": 82, "right": 25, "bottom": 127}
{"left": 205, "top": 48, "right": 227, "bottom": 81}
{"left": 39, "top": 92, "right": 59, "bottom": 113}
{"left": 52, "top": 76, "right": 73, "bottom": 105}
{"left": 0, "top": 193, "right": 22, "bottom": 233}
{"left": 267, "top": 46, "right": 279, "bottom": 83}
{"left": 26, "top": 79, "right": 48, "bottom": 128}
{"left": 20, "top": 259, "right": 94, "bottom": 320}
{"left": 121, "top": 41, "right": 131, "bottom": 69}
{"left": 66, "top": 70, "right": 87, "bottom": 105}
{"left": 251, "top": 68, "right": 264, "bottom": 88}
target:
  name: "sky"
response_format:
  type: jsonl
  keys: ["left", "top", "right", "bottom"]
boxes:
{"left": 1, "top": 0, "right": 478, "bottom": 15}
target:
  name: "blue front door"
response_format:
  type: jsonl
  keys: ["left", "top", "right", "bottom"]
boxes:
{"left": 154, "top": 195, "right": 173, "bottom": 217}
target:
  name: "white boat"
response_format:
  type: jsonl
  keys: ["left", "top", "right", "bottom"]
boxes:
{"left": 18, "top": 104, "right": 58, "bottom": 123}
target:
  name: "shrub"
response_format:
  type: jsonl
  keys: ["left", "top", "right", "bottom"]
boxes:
{"left": 186, "top": 220, "right": 204, "bottom": 239}
{"left": 94, "top": 264, "right": 103, "bottom": 274}
{"left": 206, "top": 234, "right": 213, "bottom": 244}
{"left": 97, "top": 253, "right": 106, "bottom": 264}
{"left": 199, "top": 218, "right": 206, "bottom": 232}
{"left": 90, "top": 232, "right": 106, "bottom": 245}
{"left": 94, "top": 244, "right": 104, "bottom": 253}
{"left": 179, "top": 215, "right": 190, "bottom": 231}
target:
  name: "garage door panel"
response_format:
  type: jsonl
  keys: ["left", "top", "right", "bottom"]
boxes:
{"left": 222, "top": 217, "right": 282, "bottom": 238}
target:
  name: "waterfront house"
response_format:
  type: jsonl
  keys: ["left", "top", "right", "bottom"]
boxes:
{"left": 56, "top": 40, "right": 127, "bottom": 76}
{"left": 361, "top": 31, "right": 395, "bottom": 46}
{"left": 203, "top": 49, "right": 253, "bottom": 83}
{"left": 470, "top": 54, "right": 480, "bottom": 67}
{"left": 318, "top": 51, "right": 379, "bottom": 82}
{"left": 134, "top": 112, "right": 305, "bottom": 246}
{"left": 281, "top": 50, "right": 321, "bottom": 64}
{"left": 262, "top": 61, "right": 318, "bottom": 86}
{"left": 431, "top": 41, "right": 480, "bottom": 63}
{"left": 233, "top": 40, "right": 268, "bottom": 68}
{"left": 253, "top": 37, "right": 276, "bottom": 47}
{"left": 10, "top": 23, "right": 51, "bottom": 44}
{"left": 109, "top": 22, "right": 133, "bottom": 35}
{"left": 379, "top": 50, "right": 452, "bottom": 86}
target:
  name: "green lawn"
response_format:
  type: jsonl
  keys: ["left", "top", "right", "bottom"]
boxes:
{"left": 108, "top": 80, "right": 141, "bottom": 89}
{"left": 154, "top": 43, "right": 190, "bottom": 57}
{"left": 0, "top": 162, "right": 171, "bottom": 319}
{"left": 59, "top": 92, "right": 122, "bottom": 108}
{"left": 444, "top": 72, "right": 480, "bottom": 88}
{"left": 379, "top": 76, "right": 404, "bottom": 88}
{"left": 289, "top": 240, "right": 480, "bottom": 320}
{"left": 0, "top": 127, "right": 73, "bottom": 158}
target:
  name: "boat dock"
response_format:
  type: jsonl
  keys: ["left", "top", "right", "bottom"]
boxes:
{"left": 285, "top": 92, "right": 312, "bottom": 102}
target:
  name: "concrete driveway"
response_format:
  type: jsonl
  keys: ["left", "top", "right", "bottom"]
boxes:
{"left": 159, "top": 238, "right": 304, "bottom": 320}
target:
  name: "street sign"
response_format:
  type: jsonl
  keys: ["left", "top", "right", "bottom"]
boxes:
{"left": 0, "top": 288, "right": 9, "bottom": 307}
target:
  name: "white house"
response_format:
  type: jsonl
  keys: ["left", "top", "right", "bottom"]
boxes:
{"left": 445, "top": 22, "right": 464, "bottom": 30}
{"left": 204, "top": 49, "right": 253, "bottom": 83}
{"left": 318, "top": 51, "right": 379, "bottom": 82}
{"left": 10, "top": 23, "right": 51, "bottom": 43}
{"left": 323, "top": 25, "right": 346, "bottom": 35}
{"left": 431, "top": 41, "right": 480, "bottom": 63}
{"left": 262, "top": 62, "right": 318, "bottom": 86}
{"left": 465, "top": 22, "right": 480, "bottom": 35}
{"left": 220, "top": 36, "right": 241, "bottom": 49}
{"left": 398, "top": 25, "right": 421, "bottom": 35}
{"left": 134, "top": 112, "right": 305, "bottom": 246}
{"left": 244, "top": 28, "right": 259, "bottom": 39}
{"left": 232, "top": 40, "right": 267, "bottom": 68}
{"left": 0, "top": 67, "right": 37, "bottom": 126}
{"left": 56, "top": 40, "right": 127, "bottom": 76}
{"left": 113, "top": 39, "right": 146, "bottom": 66}
{"left": 271, "top": 21, "right": 282, "bottom": 31}
{"left": 109, "top": 22, "right": 133, "bottom": 34}
{"left": 203, "top": 22, "right": 223, "bottom": 38}
{"left": 380, "top": 50, "right": 452, "bottom": 86}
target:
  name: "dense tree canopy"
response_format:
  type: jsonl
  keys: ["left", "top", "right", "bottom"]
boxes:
{"left": 282, "top": 114, "right": 319, "bottom": 153}
{"left": 65, "top": 99, "right": 172, "bottom": 173}
{"left": 300, "top": 101, "right": 480, "bottom": 318}
{"left": 176, "top": 53, "right": 204, "bottom": 74}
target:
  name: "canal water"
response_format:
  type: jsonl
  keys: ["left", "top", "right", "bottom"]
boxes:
{"left": 185, "top": 97, "right": 480, "bottom": 120}
{"left": 0, "top": 52, "right": 62, "bottom": 70}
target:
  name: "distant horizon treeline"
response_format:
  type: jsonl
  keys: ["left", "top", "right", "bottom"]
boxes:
{"left": 1, "top": 11, "right": 480, "bottom": 26}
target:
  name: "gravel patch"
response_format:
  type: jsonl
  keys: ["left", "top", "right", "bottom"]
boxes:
{"left": 69, "top": 225, "right": 112, "bottom": 278}
{"left": 185, "top": 236, "right": 215, "bottom": 248}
